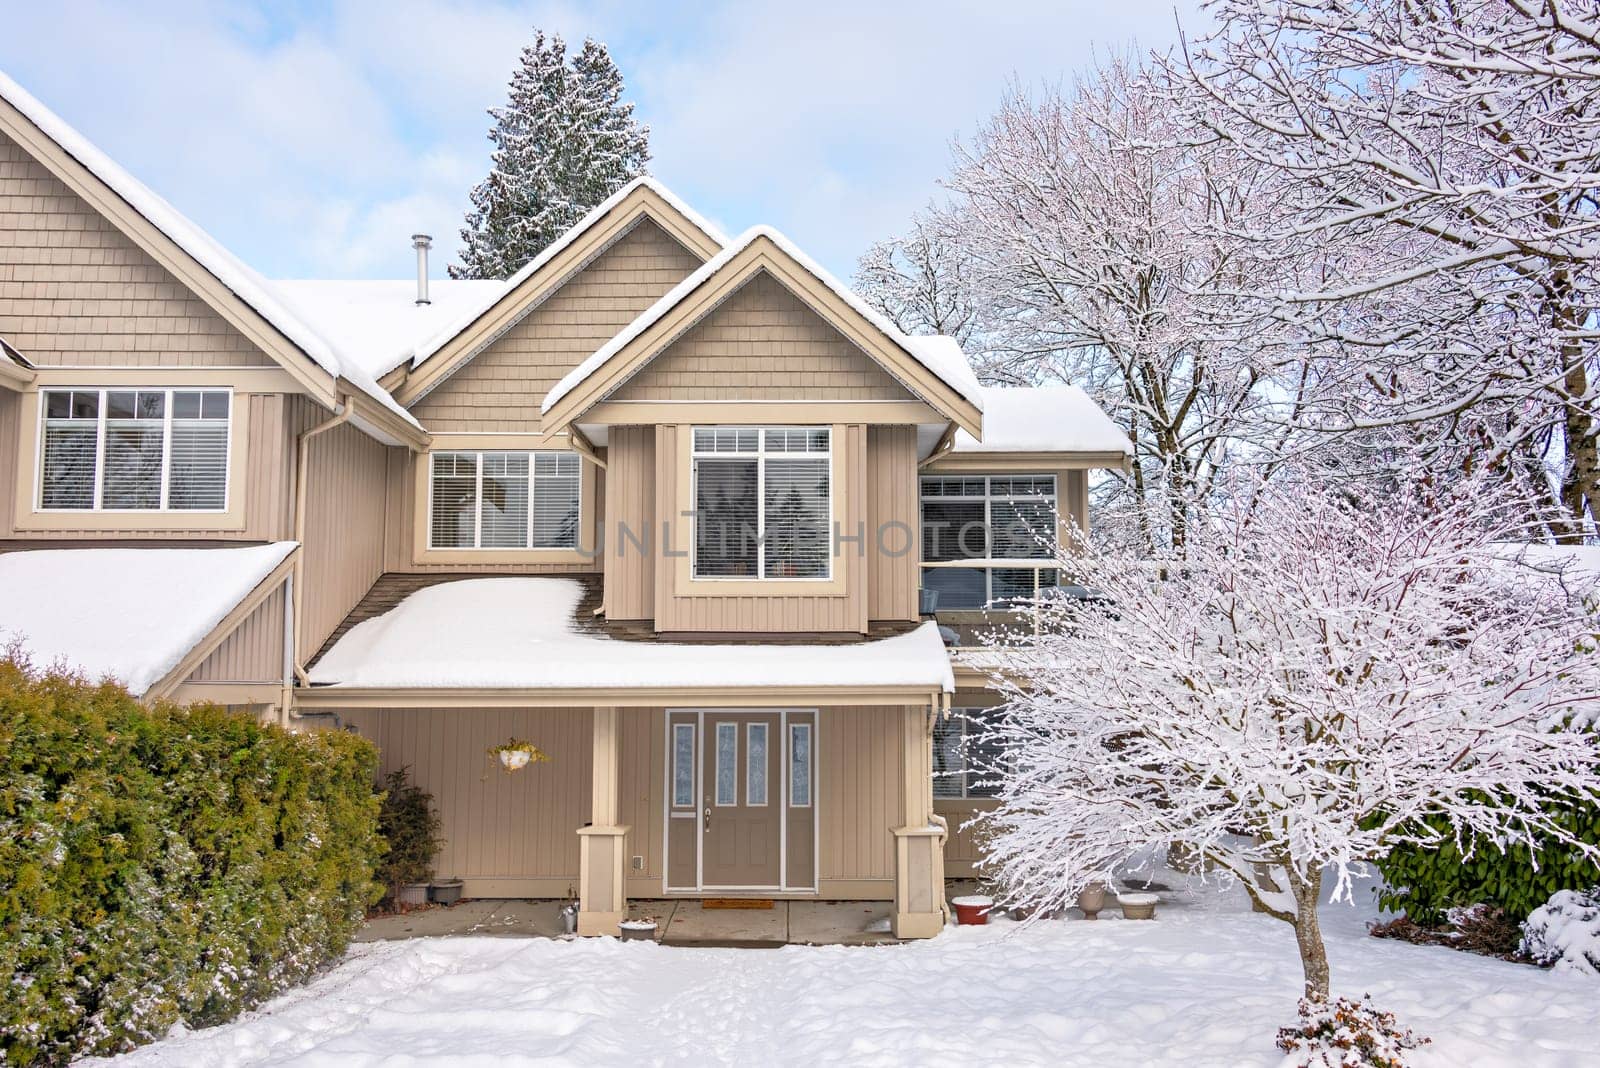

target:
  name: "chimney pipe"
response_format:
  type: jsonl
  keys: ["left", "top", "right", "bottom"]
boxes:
{"left": 411, "top": 234, "right": 432, "bottom": 305}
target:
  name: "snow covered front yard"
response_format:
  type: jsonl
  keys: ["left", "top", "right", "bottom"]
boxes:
{"left": 92, "top": 885, "right": 1596, "bottom": 1067}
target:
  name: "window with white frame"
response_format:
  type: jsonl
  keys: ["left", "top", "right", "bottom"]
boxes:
{"left": 691, "top": 426, "right": 831, "bottom": 580}
{"left": 38, "top": 388, "right": 231, "bottom": 512}
{"left": 920, "top": 474, "right": 1057, "bottom": 609}
{"left": 932, "top": 707, "right": 1007, "bottom": 799}
{"left": 428, "top": 450, "right": 581, "bottom": 549}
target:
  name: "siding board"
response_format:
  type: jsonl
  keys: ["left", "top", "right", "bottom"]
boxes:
{"left": 187, "top": 582, "right": 286, "bottom": 684}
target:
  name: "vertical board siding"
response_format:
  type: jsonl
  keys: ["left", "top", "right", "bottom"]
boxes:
{"left": 619, "top": 707, "right": 664, "bottom": 882}
{"left": 653, "top": 423, "right": 869, "bottom": 633}
{"left": 818, "top": 705, "right": 903, "bottom": 883}
{"left": 3, "top": 391, "right": 298, "bottom": 541}
{"left": 603, "top": 426, "right": 655, "bottom": 619}
{"left": 187, "top": 582, "right": 286, "bottom": 683}
{"left": 341, "top": 707, "right": 594, "bottom": 885}
{"left": 610, "top": 272, "right": 912, "bottom": 402}
{"left": 0, "top": 131, "right": 270, "bottom": 366}
{"left": 411, "top": 220, "right": 702, "bottom": 433}
{"left": 0, "top": 390, "right": 17, "bottom": 532}
{"left": 866, "top": 426, "right": 919, "bottom": 622}
{"left": 300, "top": 419, "right": 388, "bottom": 652}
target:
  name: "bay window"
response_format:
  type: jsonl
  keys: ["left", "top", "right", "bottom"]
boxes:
{"left": 691, "top": 426, "right": 831, "bottom": 580}
{"left": 920, "top": 474, "right": 1057, "bottom": 609}
{"left": 38, "top": 388, "right": 230, "bottom": 512}
{"left": 428, "top": 450, "right": 581, "bottom": 549}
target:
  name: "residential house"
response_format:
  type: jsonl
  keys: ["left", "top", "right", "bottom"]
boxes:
{"left": 0, "top": 72, "right": 1131, "bottom": 937}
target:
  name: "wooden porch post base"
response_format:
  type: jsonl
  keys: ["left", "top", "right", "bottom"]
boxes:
{"left": 579, "top": 707, "right": 630, "bottom": 937}
{"left": 891, "top": 824, "right": 947, "bottom": 939}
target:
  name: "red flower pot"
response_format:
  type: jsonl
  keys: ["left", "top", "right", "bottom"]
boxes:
{"left": 951, "top": 895, "right": 993, "bottom": 925}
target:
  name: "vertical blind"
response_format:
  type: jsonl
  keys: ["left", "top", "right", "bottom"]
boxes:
{"left": 692, "top": 426, "right": 831, "bottom": 580}
{"left": 39, "top": 388, "right": 230, "bottom": 512}
{"left": 429, "top": 450, "right": 581, "bottom": 550}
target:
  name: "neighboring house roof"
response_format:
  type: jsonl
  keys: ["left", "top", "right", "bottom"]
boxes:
{"left": 0, "top": 71, "right": 417, "bottom": 432}
{"left": 272, "top": 279, "right": 505, "bottom": 382}
{"left": 540, "top": 226, "right": 985, "bottom": 435}
{"left": 952, "top": 386, "right": 1133, "bottom": 456}
{"left": 308, "top": 577, "right": 955, "bottom": 692}
{"left": 0, "top": 542, "right": 297, "bottom": 698}
{"left": 406, "top": 176, "right": 729, "bottom": 373}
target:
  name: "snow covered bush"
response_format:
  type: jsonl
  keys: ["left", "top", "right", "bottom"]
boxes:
{"left": 1520, "top": 887, "right": 1600, "bottom": 977}
{"left": 0, "top": 656, "right": 384, "bottom": 1066}
{"left": 1276, "top": 996, "right": 1428, "bottom": 1068}
{"left": 974, "top": 469, "right": 1600, "bottom": 1002}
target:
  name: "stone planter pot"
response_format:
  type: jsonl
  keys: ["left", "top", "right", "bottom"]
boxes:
{"left": 1117, "top": 892, "right": 1158, "bottom": 920}
{"left": 429, "top": 878, "right": 464, "bottom": 906}
{"left": 619, "top": 919, "right": 658, "bottom": 942}
{"left": 397, "top": 882, "right": 430, "bottom": 907}
{"left": 1076, "top": 884, "right": 1109, "bottom": 919}
{"left": 951, "top": 895, "right": 993, "bottom": 926}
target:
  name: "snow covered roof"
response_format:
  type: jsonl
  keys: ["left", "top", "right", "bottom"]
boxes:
{"left": 952, "top": 386, "right": 1132, "bottom": 456}
{"left": 0, "top": 542, "right": 296, "bottom": 696}
{"left": 407, "top": 177, "right": 729, "bottom": 370}
{"left": 0, "top": 72, "right": 415, "bottom": 429}
{"left": 540, "top": 226, "right": 986, "bottom": 418}
{"left": 272, "top": 279, "right": 505, "bottom": 382}
{"left": 309, "top": 577, "right": 955, "bottom": 692}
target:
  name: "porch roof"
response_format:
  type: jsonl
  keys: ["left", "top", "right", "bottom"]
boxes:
{"left": 306, "top": 577, "right": 955, "bottom": 693}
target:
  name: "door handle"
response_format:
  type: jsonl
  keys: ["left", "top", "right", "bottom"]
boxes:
{"left": 703, "top": 807, "right": 711, "bottom": 833}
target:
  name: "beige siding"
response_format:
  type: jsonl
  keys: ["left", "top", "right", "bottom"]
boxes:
{"left": 620, "top": 706, "right": 665, "bottom": 889}
{"left": 602, "top": 426, "right": 655, "bottom": 619}
{"left": 818, "top": 705, "right": 904, "bottom": 885}
{"left": 611, "top": 270, "right": 913, "bottom": 403}
{"left": 0, "top": 390, "right": 16, "bottom": 529}
{"left": 411, "top": 220, "right": 701, "bottom": 432}
{"left": 3, "top": 391, "right": 298, "bottom": 541}
{"left": 866, "top": 425, "right": 920, "bottom": 622}
{"left": 299, "top": 416, "right": 388, "bottom": 652}
{"left": 187, "top": 582, "right": 286, "bottom": 684}
{"left": 342, "top": 706, "right": 594, "bottom": 896}
{"left": 651, "top": 422, "right": 869, "bottom": 634}
{"left": 0, "top": 131, "right": 270, "bottom": 367}
{"left": 938, "top": 799, "right": 995, "bottom": 877}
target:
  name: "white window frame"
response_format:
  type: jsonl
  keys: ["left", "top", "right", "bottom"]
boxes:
{"left": 34, "top": 386, "right": 233, "bottom": 514}
{"left": 425, "top": 449, "right": 582, "bottom": 551}
{"left": 690, "top": 426, "right": 833, "bottom": 581}
{"left": 919, "top": 474, "right": 1058, "bottom": 605}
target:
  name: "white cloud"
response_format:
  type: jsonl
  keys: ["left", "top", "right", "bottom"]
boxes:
{"left": 0, "top": 0, "right": 1201, "bottom": 279}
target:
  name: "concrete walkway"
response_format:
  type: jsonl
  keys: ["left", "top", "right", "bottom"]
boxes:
{"left": 355, "top": 899, "right": 902, "bottom": 947}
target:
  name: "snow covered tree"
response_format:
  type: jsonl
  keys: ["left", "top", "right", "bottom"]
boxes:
{"left": 974, "top": 468, "right": 1600, "bottom": 1000}
{"left": 452, "top": 32, "right": 650, "bottom": 280}
{"left": 1172, "top": 0, "right": 1600, "bottom": 541}
{"left": 854, "top": 228, "right": 989, "bottom": 362}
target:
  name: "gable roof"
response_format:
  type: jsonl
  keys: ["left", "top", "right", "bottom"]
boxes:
{"left": 393, "top": 177, "right": 728, "bottom": 406}
{"left": 0, "top": 71, "right": 419, "bottom": 435}
{"left": 540, "top": 226, "right": 985, "bottom": 436}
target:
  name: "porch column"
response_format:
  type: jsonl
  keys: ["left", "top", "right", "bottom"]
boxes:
{"left": 577, "top": 706, "right": 630, "bottom": 936}
{"left": 891, "top": 697, "right": 948, "bottom": 938}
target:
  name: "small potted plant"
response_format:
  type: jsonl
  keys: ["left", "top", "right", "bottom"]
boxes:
{"left": 488, "top": 738, "right": 550, "bottom": 772}
{"left": 619, "top": 916, "right": 659, "bottom": 941}
{"left": 376, "top": 767, "right": 442, "bottom": 911}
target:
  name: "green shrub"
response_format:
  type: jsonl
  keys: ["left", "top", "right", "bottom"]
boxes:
{"left": 375, "top": 767, "right": 442, "bottom": 903}
{"left": 0, "top": 656, "right": 383, "bottom": 1066}
{"left": 1374, "top": 797, "right": 1600, "bottom": 926}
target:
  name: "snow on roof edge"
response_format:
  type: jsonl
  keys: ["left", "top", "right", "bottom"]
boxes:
{"left": 541, "top": 224, "right": 986, "bottom": 417}
{"left": 407, "top": 176, "right": 730, "bottom": 370}
{"left": 0, "top": 70, "right": 417, "bottom": 430}
{"left": 951, "top": 385, "right": 1133, "bottom": 456}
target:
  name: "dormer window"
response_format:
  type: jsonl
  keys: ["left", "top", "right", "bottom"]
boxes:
{"left": 691, "top": 427, "right": 831, "bottom": 580}
{"left": 37, "top": 388, "right": 231, "bottom": 512}
{"left": 428, "top": 450, "right": 581, "bottom": 550}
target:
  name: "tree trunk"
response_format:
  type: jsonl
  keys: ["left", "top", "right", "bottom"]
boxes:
{"left": 1287, "top": 867, "right": 1330, "bottom": 1001}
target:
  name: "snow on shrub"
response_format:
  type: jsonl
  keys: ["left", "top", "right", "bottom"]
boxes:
{"left": 1520, "top": 887, "right": 1600, "bottom": 977}
{"left": 1276, "top": 996, "right": 1428, "bottom": 1068}
{"left": 0, "top": 656, "right": 384, "bottom": 1066}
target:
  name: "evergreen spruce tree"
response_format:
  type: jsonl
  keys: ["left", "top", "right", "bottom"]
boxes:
{"left": 451, "top": 32, "right": 650, "bottom": 279}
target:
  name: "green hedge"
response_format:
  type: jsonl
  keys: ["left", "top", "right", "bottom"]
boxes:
{"left": 1375, "top": 799, "right": 1600, "bottom": 926}
{"left": 0, "top": 657, "right": 384, "bottom": 1066}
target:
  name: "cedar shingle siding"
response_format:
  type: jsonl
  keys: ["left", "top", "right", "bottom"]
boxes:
{"left": 0, "top": 131, "right": 268, "bottom": 366}
{"left": 412, "top": 219, "right": 702, "bottom": 432}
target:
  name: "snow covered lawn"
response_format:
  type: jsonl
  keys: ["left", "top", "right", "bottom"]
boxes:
{"left": 94, "top": 889, "right": 1595, "bottom": 1067}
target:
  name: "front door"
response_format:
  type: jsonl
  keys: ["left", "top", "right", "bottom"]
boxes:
{"left": 702, "top": 711, "right": 782, "bottom": 888}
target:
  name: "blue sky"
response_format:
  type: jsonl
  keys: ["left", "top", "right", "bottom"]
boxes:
{"left": 1, "top": 1, "right": 1200, "bottom": 282}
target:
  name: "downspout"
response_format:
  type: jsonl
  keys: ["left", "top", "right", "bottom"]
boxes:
{"left": 289, "top": 395, "right": 352, "bottom": 696}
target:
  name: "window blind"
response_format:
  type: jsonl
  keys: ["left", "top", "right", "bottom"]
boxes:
{"left": 691, "top": 426, "right": 831, "bottom": 580}
{"left": 919, "top": 474, "right": 1058, "bottom": 608}
{"left": 427, "top": 450, "right": 581, "bottom": 550}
